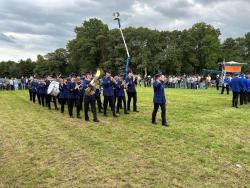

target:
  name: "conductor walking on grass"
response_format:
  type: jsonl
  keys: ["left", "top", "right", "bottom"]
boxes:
{"left": 152, "top": 73, "right": 167, "bottom": 127}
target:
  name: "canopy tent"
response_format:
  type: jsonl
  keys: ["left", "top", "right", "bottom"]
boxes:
{"left": 202, "top": 69, "right": 221, "bottom": 74}
{"left": 218, "top": 61, "right": 247, "bottom": 73}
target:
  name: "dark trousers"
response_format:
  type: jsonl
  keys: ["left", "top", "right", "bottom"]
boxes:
{"left": 116, "top": 96, "right": 127, "bottom": 113}
{"left": 127, "top": 92, "right": 137, "bottom": 111}
{"left": 59, "top": 98, "right": 66, "bottom": 113}
{"left": 32, "top": 92, "right": 36, "bottom": 103}
{"left": 75, "top": 95, "right": 82, "bottom": 116}
{"left": 84, "top": 96, "right": 97, "bottom": 120}
{"left": 95, "top": 95, "right": 103, "bottom": 112}
{"left": 40, "top": 94, "right": 45, "bottom": 106}
{"left": 232, "top": 92, "right": 240, "bottom": 107}
{"left": 221, "top": 85, "right": 229, "bottom": 95}
{"left": 240, "top": 91, "right": 248, "bottom": 105}
{"left": 46, "top": 95, "right": 58, "bottom": 109}
{"left": 103, "top": 96, "right": 115, "bottom": 116}
{"left": 67, "top": 99, "right": 75, "bottom": 117}
{"left": 152, "top": 103, "right": 166, "bottom": 125}
{"left": 37, "top": 94, "right": 41, "bottom": 105}
{"left": 248, "top": 92, "right": 250, "bottom": 102}
{"left": 216, "top": 83, "right": 219, "bottom": 90}
{"left": 29, "top": 89, "right": 32, "bottom": 101}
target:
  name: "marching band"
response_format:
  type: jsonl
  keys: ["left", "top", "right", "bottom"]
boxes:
{"left": 28, "top": 69, "right": 142, "bottom": 123}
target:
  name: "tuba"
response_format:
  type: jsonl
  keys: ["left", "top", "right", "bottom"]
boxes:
{"left": 85, "top": 68, "right": 104, "bottom": 96}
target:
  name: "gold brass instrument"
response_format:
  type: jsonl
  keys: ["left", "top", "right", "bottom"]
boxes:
{"left": 85, "top": 68, "right": 104, "bottom": 96}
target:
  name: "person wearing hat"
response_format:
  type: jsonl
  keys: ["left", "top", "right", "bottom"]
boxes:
{"left": 240, "top": 74, "right": 248, "bottom": 105}
{"left": 102, "top": 70, "right": 117, "bottom": 117}
{"left": 82, "top": 72, "right": 99, "bottom": 122}
{"left": 58, "top": 78, "right": 68, "bottom": 113}
{"left": 229, "top": 73, "right": 243, "bottom": 108}
{"left": 66, "top": 75, "right": 77, "bottom": 117}
{"left": 125, "top": 70, "right": 138, "bottom": 112}
{"left": 247, "top": 75, "right": 250, "bottom": 103}
{"left": 221, "top": 74, "right": 231, "bottom": 95}
{"left": 114, "top": 74, "right": 129, "bottom": 114}
{"left": 152, "top": 73, "right": 167, "bottom": 126}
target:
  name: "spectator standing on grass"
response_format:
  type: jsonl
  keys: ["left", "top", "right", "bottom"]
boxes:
{"left": 21, "top": 76, "right": 26, "bottom": 90}
{"left": 9, "top": 78, "right": 14, "bottom": 90}
{"left": 14, "top": 78, "right": 19, "bottom": 90}
{"left": 215, "top": 75, "right": 220, "bottom": 90}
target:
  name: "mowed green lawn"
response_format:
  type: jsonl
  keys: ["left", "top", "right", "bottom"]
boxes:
{"left": 0, "top": 88, "right": 249, "bottom": 187}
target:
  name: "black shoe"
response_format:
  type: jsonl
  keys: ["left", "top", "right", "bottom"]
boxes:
{"left": 152, "top": 121, "right": 157, "bottom": 125}
{"left": 124, "top": 112, "right": 129, "bottom": 114}
{"left": 77, "top": 115, "right": 82, "bottom": 119}
{"left": 104, "top": 114, "right": 107, "bottom": 117}
{"left": 235, "top": 106, "right": 239, "bottom": 108}
{"left": 113, "top": 114, "right": 118, "bottom": 117}
{"left": 93, "top": 119, "right": 99, "bottom": 122}
{"left": 162, "top": 122, "right": 170, "bottom": 127}
{"left": 55, "top": 108, "right": 59, "bottom": 110}
{"left": 133, "top": 110, "right": 139, "bottom": 112}
{"left": 85, "top": 118, "right": 90, "bottom": 121}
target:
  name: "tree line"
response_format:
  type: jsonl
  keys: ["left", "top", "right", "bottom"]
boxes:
{"left": 1, "top": 18, "right": 250, "bottom": 78}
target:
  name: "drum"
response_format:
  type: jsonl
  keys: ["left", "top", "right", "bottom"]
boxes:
{"left": 47, "top": 81, "right": 60, "bottom": 96}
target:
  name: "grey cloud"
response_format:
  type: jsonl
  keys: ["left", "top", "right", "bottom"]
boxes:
{"left": 0, "top": 33, "right": 15, "bottom": 43}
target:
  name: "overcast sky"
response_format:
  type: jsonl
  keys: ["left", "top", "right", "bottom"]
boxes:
{"left": 0, "top": 0, "right": 250, "bottom": 61}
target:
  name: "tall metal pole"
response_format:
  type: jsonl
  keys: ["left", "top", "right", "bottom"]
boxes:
{"left": 113, "top": 12, "right": 131, "bottom": 78}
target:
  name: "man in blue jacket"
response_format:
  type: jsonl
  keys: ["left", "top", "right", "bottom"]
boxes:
{"left": 152, "top": 73, "right": 167, "bottom": 126}
{"left": 83, "top": 72, "right": 99, "bottom": 122}
{"left": 221, "top": 75, "right": 231, "bottom": 95}
{"left": 31, "top": 79, "right": 38, "bottom": 103}
{"left": 114, "top": 74, "right": 129, "bottom": 114}
{"left": 67, "top": 75, "right": 76, "bottom": 118}
{"left": 59, "top": 78, "right": 68, "bottom": 113}
{"left": 102, "top": 70, "right": 117, "bottom": 117}
{"left": 240, "top": 74, "right": 248, "bottom": 105}
{"left": 125, "top": 70, "right": 138, "bottom": 112}
{"left": 229, "top": 73, "right": 243, "bottom": 108}
{"left": 247, "top": 75, "right": 250, "bottom": 103}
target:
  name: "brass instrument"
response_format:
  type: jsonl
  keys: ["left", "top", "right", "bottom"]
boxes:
{"left": 85, "top": 68, "right": 104, "bottom": 96}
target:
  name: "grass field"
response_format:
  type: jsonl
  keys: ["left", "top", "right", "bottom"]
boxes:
{"left": 0, "top": 88, "right": 249, "bottom": 187}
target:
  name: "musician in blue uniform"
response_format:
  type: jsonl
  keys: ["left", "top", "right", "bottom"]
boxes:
{"left": 59, "top": 78, "right": 68, "bottom": 113}
{"left": 67, "top": 75, "right": 76, "bottom": 118}
{"left": 95, "top": 79, "right": 103, "bottom": 113}
{"left": 114, "top": 74, "right": 129, "bottom": 114}
{"left": 221, "top": 75, "right": 231, "bottom": 95}
{"left": 125, "top": 70, "right": 138, "bottom": 112}
{"left": 102, "top": 70, "right": 117, "bottom": 117}
{"left": 75, "top": 76, "right": 83, "bottom": 118}
{"left": 240, "top": 74, "right": 248, "bottom": 105}
{"left": 229, "top": 73, "right": 243, "bottom": 108}
{"left": 151, "top": 73, "right": 167, "bottom": 126}
{"left": 30, "top": 79, "right": 38, "bottom": 103}
{"left": 37, "top": 79, "right": 46, "bottom": 106}
{"left": 83, "top": 72, "right": 99, "bottom": 122}
{"left": 45, "top": 76, "right": 58, "bottom": 110}
{"left": 247, "top": 75, "right": 250, "bottom": 102}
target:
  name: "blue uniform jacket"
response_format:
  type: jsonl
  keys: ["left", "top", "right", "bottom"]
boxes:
{"left": 102, "top": 76, "right": 114, "bottom": 97}
{"left": 37, "top": 82, "right": 46, "bottom": 95}
{"left": 125, "top": 77, "right": 136, "bottom": 93}
{"left": 153, "top": 80, "right": 166, "bottom": 104}
{"left": 59, "top": 83, "right": 68, "bottom": 99}
{"left": 31, "top": 81, "right": 38, "bottom": 93}
{"left": 224, "top": 77, "right": 230, "bottom": 85}
{"left": 115, "top": 80, "right": 125, "bottom": 97}
{"left": 66, "top": 81, "right": 76, "bottom": 99}
{"left": 247, "top": 80, "right": 250, "bottom": 93}
{"left": 242, "top": 78, "right": 248, "bottom": 92}
{"left": 229, "top": 77, "right": 243, "bottom": 92}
